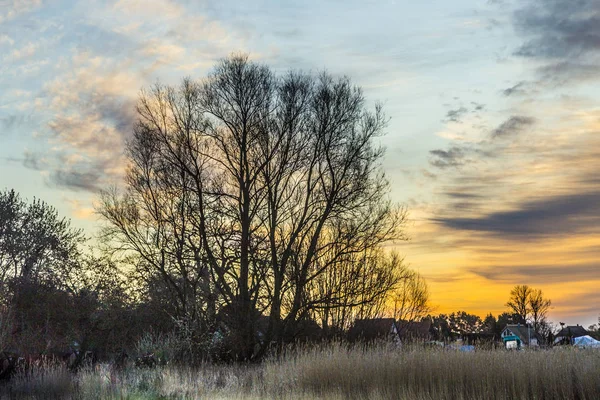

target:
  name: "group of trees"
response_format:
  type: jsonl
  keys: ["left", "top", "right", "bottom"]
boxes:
{"left": 428, "top": 285, "right": 553, "bottom": 343}
{"left": 505, "top": 284, "right": 552, "bottom": 335}
{"left": 0, "top": 189, "right": 172, "bottom": 357}
{"left": 0, "top": 55, "right": 424, "bottom": 361}
{"left": 0, "top": 55, "right": 571, "bottom": 362}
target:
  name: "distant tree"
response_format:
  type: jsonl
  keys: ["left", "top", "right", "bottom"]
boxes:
{"left": 528, "top": 288, "right": 551, "bottom": 333}
{"left": 482, "top": 313, "right": 497, "bottom": 334}
{"left": 448, "top": 311, "right": 483, "bottom": 334}
{"left": 0, "top": 189, "right": 86, "bottom": 292}
{"left": 505, "top": 285, "right": 532, "bottom": 323}
{"left": 429, "top": 314, "right": 451, "bottom": 341}
{"left": 505, "top": 285, "right": 552, "bottom": 335}
{"left": 430, "top": 311, "right": 483, "bottom": 340}
{"left": 392, "top": 269, "right": 431, "bottom": 335}
{"left": 588, "top": 316, "right": 600, "bottom": 340}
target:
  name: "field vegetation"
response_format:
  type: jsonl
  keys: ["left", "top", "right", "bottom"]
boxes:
{"left": 1, "top": 344, "right": 598, "bottom": 400}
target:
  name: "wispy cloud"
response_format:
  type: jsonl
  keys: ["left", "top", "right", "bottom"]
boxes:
{"left": 429, "top": 146, "right": 470, "bottom": 169}
{"left": 5, "top": 42, "right": 38, "bottom": 62}
{"left": 0, "top": 34, "right": 15, "bottom": 46}
{"left": 469, "top": 261, "right": 600, "bottom": 284}
{"left": 491, "top": 115, "right": 535, "bottom": 139}
{"left": 9, "top": 0, "right": 243, "bottom": 193}
{"left": 444, "top": 107, "right": 468, "bottom": 123}
{"left": 0, "top": 0, "right": 42, "bottom": 24}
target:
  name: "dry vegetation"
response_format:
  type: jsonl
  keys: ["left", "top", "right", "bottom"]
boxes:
{"left": 1, "top": 344, "right": 598, "bottom": 400}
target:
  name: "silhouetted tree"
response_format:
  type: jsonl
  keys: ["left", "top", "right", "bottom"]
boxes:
{"left": 505, "top": 285, "right": 551, "bottom": 335}
{"left": 311, "top": 251, "right": 403, "bottom": 336}
{"left": 0, "top": 189, "right": 85, "bottom": 291}
{"left": 392, "top": 268, "right": 431, "bottom": 336}
{"left": 430, "top": 311, "right": 483, "bottom": 340}
{"left": 482, "top": 313, "right": 497, "bottom": 334}
{"left": 528, "top": 288, "right": 551, "bottom": 334}
{"left": 505, "top": 285, "right": 532, "bottom": 323}
{"left": 99, "top": 54, "right": 406, "bottom": 359}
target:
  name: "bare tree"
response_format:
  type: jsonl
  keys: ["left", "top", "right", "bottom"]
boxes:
{"left": 311, "top": 250, "right": 407, "bottom": 336}
{"left": 505, "top": 285, "right": 532, "bottom": 324}
{"left": 99, "top": 54, "right": 407, "bottom": 359}
{"left": 505, "top": 285, "right": 551, "bottom": 335}
{"left": 392, "top": 269, "right": 431, "bottom": 336}
{"left": 528, "top": 288, "right": 551, "bottom": 334}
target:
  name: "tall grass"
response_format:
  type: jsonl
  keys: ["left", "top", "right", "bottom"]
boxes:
{"left": 1, "top": 344, "right": 598, "bottom": 399}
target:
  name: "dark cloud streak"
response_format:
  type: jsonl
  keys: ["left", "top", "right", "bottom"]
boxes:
{"left": 429, "top": 146, "right": 468, "bottom": 169}
{"left": 469, "top": 262, "right": 600, "bottom": 284}
{"left": 491, "top": 115, "right": 535, "bottom": 139}
{"left": 434, "top": 191, "right": 600, "bottom": 238}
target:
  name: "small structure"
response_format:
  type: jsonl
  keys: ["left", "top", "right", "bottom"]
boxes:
{"left": 573, "top": 335, "right": 600, "bottom": 348}
{"left": 398, "top": 319, "right": 432, "bottom": 342}
{"left": 348, "top": 318, "right": 400, "bottom": 343}
{"left": 554, "top": 325, "right": 589, "bottom": 345}
{"left": 501, "top": 324, "right": 540, "bottom": 349}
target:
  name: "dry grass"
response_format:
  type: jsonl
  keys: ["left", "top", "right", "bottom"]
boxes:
{"left": 0, "top": 344, "right": 598, "bottom": 399}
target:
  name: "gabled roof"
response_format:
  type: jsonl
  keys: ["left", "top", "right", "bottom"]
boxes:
{"left": 398, "top": 319, "right": 431, "bottom": 339}
{"left": 348, "top": 318, "right": 397, "bottom": 341}
{"left": 502, "top": 324, "right": 541, "bottom": 345}
{"left": 555, "top": 325, "right": 588, "bottom": 338}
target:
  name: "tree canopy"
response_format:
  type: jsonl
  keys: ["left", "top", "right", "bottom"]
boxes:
{"left": 98, "top": 54, "right": 408, "bottom": 359}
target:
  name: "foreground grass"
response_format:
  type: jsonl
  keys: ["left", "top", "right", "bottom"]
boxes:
{"left": 1, "top": 345, "right": 599, "bottom": 399}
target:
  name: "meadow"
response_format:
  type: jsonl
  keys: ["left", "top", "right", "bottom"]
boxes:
{"left": 1, "top": 344, "right": 598, "bottom": 400}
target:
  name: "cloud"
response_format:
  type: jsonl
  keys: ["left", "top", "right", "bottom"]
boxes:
{"left": 0, "top": 114, "right": 35, "bottom": 135}
{"left": 64, "top": 198, "right": 96, "bottom": 220}
{"left": 444, "top": 107, "right": 468, "bottom": 123}
{"left": 5, "top": 42, "right": 38, "bottom": 62}
{"left": 429, "top": 146, "right": 469, "bottom": 169}
{"left": 511, "top": 0, "right": 600, "bottom": 88}
{"left": 471, "top": 102, "right": 485, "bottom": 111}
{"left": 514, "top": 0, "right": 600, "bottom": 60}
{"left": 556, "top": 288, "right": 600, "bottom": 318}
{"left": 0, "top": 0, "right": 41, "bottom": 24}
{"left": 536, "top": 61, "right": 600, "bottom": 87}
{"left": 502, "top": 81, "right": 527, "bottom": 96}
{"left": 469, "top": 262, "right": 600, "bottom": 284}
{"left": 22, "top": 150, "right": 46, "bottom": 170}
{"left": 0, "top": 34, "right": 15, "bottom": 46}
{"left": 12, "top": 52, "right": 141, "bottom": 191}
{"left": 47, "top": 168, "right": 103, "bottom": 192}
{"left": 443, "top": 191, "right": 483, "bottom": 200}
{"left": 434, "top": 191, "right": 600, "bottom": 239}
{"left": 491, "top": 116, "right": 535, "bottom": 139}
{"left": 113, "top": 0, "right": 183, "bottom": 20}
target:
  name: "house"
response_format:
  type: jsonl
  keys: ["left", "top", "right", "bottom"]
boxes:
{"left": 397, "top": 319, "right": 432, "bottom": 342}
{"left": 501, "top": 324, "right": 541, "bottom": 349}
{"left": 348, "top": 318, "right": 400, "bottom": 343}
{"left": 554, "top": 325, "right": 589, "bottom": 345}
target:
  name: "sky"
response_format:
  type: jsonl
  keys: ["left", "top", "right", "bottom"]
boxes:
{"left": 1, "top": 0, "right": 599, "bottom": 327}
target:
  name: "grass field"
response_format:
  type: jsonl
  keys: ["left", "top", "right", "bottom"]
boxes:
{"left": 1, "top": 344, "right": 599, "bottom": 399}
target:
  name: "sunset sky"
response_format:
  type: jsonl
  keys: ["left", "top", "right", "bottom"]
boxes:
{"left": 1, "top": 0, "right": 599, "bottom": 327}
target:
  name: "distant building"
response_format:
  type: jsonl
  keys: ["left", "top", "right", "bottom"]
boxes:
{"left": 501, "top": 324, "right": 541, "bottom": 349}
{"left": 348, "top": 318, "right": 400, "bottom": 343}
{"left": 397, "top": 319, "right": 432, "bottom": 342}
{"left": 554, "top": 325, "right": 589, "bottom": 345}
